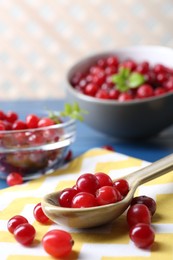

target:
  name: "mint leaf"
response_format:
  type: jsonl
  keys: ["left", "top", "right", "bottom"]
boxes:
{"left": 60, "top": 102, "right": 88, "bottom": 122}
{"left": 119, "top": 67, "right": 130, "bottom": 79}
{"left": 72, "top": 102, "right": 80, "bottom": 112}
{"left": 128, "top": 72, "right": 145, "bottom": 88}
{"left": 64, "top": 103, "right": 73, "bottom": 115}
{"left": 47, "top": 102, "right": 88, "bottom": 123}
{"left": 112, "top": 68, "right": 131, "bottom": 92}
{"left": 112, "top": 67, "right": 146, "bottom": 92}
{"left": 48, "top": 111, "right": 61, "bottom": 123}
{"left": 115, "top": 83, "right": 129, "bottom": 92}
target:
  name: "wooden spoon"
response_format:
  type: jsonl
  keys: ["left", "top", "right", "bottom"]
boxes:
{"left": 42, "top": 154, "right": 173, "bottom": 228}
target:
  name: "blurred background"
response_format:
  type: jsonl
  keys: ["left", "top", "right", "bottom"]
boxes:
{"left": 0, "top": 0, "right": 173, "bottom": 100}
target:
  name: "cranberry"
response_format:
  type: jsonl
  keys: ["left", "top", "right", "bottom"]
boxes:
{"left": 6, "top": 111, "right": 18, "bottom": 123}
{"left": 26, "top": 114, "right": 39, "bottom": 128}
{"left": 71, "top": 192, "right": 97, "bottom": 208}
{"left": 95, "top": 89, "right": 110, "bottom": 99}
{"left": 92, "top": 72, "right": 106, "bottom": 86}
{"left": 64, "top": 149, "right": 73, "bottom": 162}
{"left": 164, "top": 77, "right": 173, "bottom": 91}
{"left": 90, "top": 66, "right": 103, "bottom": 75}
{"left": 3, "top": 120, "right": 12, "bottom": 130}
{"left": 28, "top": 132, "right": 44, "bottom": 145}
{"left": 101, "top": 145, "right": 114, "bottom": 151}
{"left": 105, "top": 76, "right": 115, "bottom": 87}
{"left": 136, "top": 84, "right": 154, "bottom": 99}
{"left": 58, "top": 188, "right": 78, "bottom": 207}
{"left": 136, "top": 62, "right": 149, "bottom": 74}
{"left": 7, "top": 215, "right": 28, "bottom": 234}
{"left": 78, "top": 79, "right": 87, "bottom": 89}
{"left": 14, "top": 223, "right": 36, "bottom": 245}
{"left": 96, "top": 186, "right": 119, "bottom": 206}
{"left": 106, "top": 56, "right": 119, "bottom": 67}
{"left": 153, "top": 64, "right": 166, "bottom": 74}
{"left": 33, "top": 202, "right": 50, "bottom": 224}
{"left": 84, "top": 83, "right": 99, "bottom": 96}
{"left": 108, "top": 89, "right": 120, "bottom": 99}
{"left": 0, "top": 122, "right": 5, "bottom": 130}
{"left": 85, "top": 74, "right": 93, "bottom": 83}
{"left": 37, "top": 117, "right": 54, "bottom": 127}
{"left": 12, "top": 120, "right": 27, "bottom": 130}
{"left": 97, "top": 58, "right": 107, "bottom": 68}
{"left": 95, "top": 172, "right": 113, "bottom": 187}
{"left": 42, "top": 229, "right": 74, "bottom": 258}
{"left": 121, "top": 59, "right": 137, "bottom": 71}
{"left": 129, "top": 223, "right": 155, "bottom": 248}
{"left": 70, "top": 72, "right": 84, "bottom": 86}
{"left": 126, "top": 204, "right": 151, "bottom": 227}
{"left": 105, "top": 66, "right": 117, "bottom": 75}
{"left": 156, "top": 72, "right": 167, "bottom": 84}
{"left": 0, "top": 110, "right": 6, "bottom": 120}
{"left": 6, "top": 172, "right": 23, "bottom": 186}
{"left": 76, "top": 173, "right": 99, "bottom": 194}
{"left": 118, "top": 92, "right": 133, "bottom": 101}
{"left": 113, "top": 187, "right": 123, "bottom": 201}
{"left": 113, "top": 179, "right": 129, "bottom": 196}
{"left": 154, "top": 87, "right": 167, "bottom": 96}
{"left": 130, "top": 195, "right": 156, "bottom": 216}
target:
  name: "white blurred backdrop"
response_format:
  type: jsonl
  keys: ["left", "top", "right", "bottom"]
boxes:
{"left": 0, "top": 0, "right": 173, "bottom": 100}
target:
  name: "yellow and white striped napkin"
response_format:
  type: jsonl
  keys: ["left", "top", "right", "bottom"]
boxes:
{"left": 0, "top": 148, "right": 173, "bottom": 260}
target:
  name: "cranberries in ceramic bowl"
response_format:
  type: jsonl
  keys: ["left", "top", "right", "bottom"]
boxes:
{"left": 66, "top": 45, "right": 173, "bottom": 139}
{"left": 0, "top": 110, "right": 76, "bottom": 179}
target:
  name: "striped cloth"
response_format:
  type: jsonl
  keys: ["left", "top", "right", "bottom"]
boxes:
{"left": 0, "top": 148, "right": 173, "bottom": 259}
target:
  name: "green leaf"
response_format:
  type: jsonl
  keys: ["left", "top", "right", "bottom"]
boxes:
{"left": 111, "top": 67, "right": 146, "bottom": 92}
{"left": 116, "top": 83, "right": 129, "bottom": 92}
{"left": 64, "top": 103, "right": 72, "bottom": 115}
{"left": 48, "top": 110, "right": 61, "bottom": 123}
{"left": 73, "top": 102, "right": 80, "bottom": 112}
{"left": 60, "top": 102, "right": 88, "bottom": 122}
{"left": 128, "top": 72, "right": 145, "bottom": 88}
{"left": 119, "top": 67, "right": 130, "bottom": 79}
{"left": 47, "top": 102, "right": 88, "bottom": 124}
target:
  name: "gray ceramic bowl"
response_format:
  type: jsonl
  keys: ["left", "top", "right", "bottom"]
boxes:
{"left": 66, "top": 46, "right": 173, "bottom": 139}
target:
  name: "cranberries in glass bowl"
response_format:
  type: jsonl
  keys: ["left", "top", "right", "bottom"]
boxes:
{"left": 66, "top": 45, "right": 173, "bottom": 139}
{"left": 0, "top": 109, "right": 76, "bottom": 180}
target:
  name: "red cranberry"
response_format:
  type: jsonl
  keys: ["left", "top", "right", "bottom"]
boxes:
{"left": 154, "top": 87, "right": 167, "bottom": 96}
{"left": 106, "top": 56, "right": 119, "bottom": 67}
{"left": 136, "top": 62, "right": 149, "bottom": 74}
{"left": 96, "top": 89, "right": 109, "bottom": 99}
{"left": 118, "top": 92, "right": 133, "bottom": 101}
{"left": 12, "top": 120, "right": 27, "bottom": 130}
{"left": 136, "top": 84, "right": 154, "bottom": 99}
{"left": 84, "top": 83, "right": 99, "bottom": 96}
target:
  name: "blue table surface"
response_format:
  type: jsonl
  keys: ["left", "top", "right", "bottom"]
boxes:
{"left": 1, "top": 99, "right": 173, "bottom": 189}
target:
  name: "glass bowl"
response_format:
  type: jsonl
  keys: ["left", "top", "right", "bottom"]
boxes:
{"left": 0, "top": 110, "right": 76, "bottom": 180}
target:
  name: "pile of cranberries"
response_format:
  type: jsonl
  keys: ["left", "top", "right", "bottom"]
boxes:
{"left": 0, "top": 110, "right": 66, "bottom": 178}
{"left": 7, "top": 172, "right": 157, "bottom": 257}
{"left": 7, "top": 203, "right": 74, "bottom": 258}
{"left": 0, "top": 110, "right": 62, "bottom": 131}
{"left": 58, "top": 172, "right": 156, "bottom": 249}
{"left": 70, "top": 55, "right": 173, "bottom": 101}
{"left": 58, "top": 172, "right": 129, "bottom": 208}
{"left": 127, "top": 195, "right": 156, "bottom": 249}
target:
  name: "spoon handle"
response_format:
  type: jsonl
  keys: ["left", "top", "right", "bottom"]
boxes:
{"left": 126, "top": 153, "right": 173, "bottom": 186}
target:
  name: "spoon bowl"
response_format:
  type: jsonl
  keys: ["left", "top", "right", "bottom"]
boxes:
{"left": 42, "top": 154, "right": 173, "bottom": 228}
